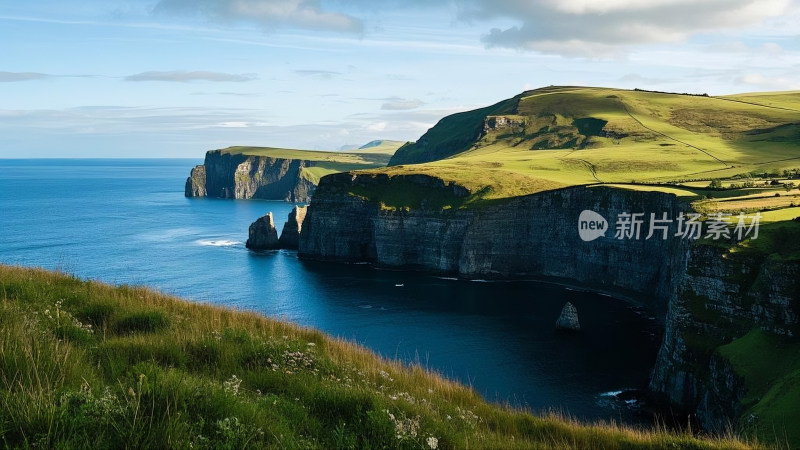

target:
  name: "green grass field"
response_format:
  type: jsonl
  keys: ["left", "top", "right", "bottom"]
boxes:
{"left": 0, "top": 265, "right": 762, "bottom": 449}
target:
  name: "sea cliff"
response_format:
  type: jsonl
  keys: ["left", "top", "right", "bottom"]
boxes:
{"left": 299, "top": 173, "right": 688, "bottom": 312}
{"left": 298, "top": 172, "right": 800, "bottom": 437}
{"left": 186, "top": 150, "right": 317, "bottom": 202}
{"left": 650, "top": 243, "right": 800, "bottom": 432}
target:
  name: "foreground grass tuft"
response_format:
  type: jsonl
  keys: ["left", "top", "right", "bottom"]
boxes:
{"left": 0, "top": 265, "right": 763, "bottom": 449}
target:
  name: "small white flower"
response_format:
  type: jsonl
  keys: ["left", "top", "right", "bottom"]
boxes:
{"left": 426, "top": 436, "right": 439, "bottom": 449}
{"left": 222, "top": 375, "right": 242, "bottom": 396}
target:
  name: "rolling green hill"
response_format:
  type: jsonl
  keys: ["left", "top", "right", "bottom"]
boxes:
{"left": 381, "top": 87, "right": 800, "bottom": 206}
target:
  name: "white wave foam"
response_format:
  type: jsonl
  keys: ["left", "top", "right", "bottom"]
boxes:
{"left": 598, "top": 390, "right": 624, "bottom": 397}
{"left": 195, "top": 239, "right": 241, "bottom": 247}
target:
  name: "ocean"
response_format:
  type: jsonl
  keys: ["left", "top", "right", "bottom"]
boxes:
{"left": 0, "top": 158, "right": 661, "bottom": 421}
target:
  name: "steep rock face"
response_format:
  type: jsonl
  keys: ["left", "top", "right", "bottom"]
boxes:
{"left": 185, "top": 165, "right": 206, "bottom": 197}
{"left": 650, "top": 244, "right": 800, "bottom": 430}
{"left": 300, "top": 175, "right": 688, "bottom": 312}
{"left": 458, "top": 189, "right": 688, "bottom": 312}
{"left": 278, "top": 206, "right": 307, "bottom": 250}
{"left": 696, "top": 354, "right": 748, "bottom": 431}
{"left": 246, "top": 213, "right": 279, "bottom": 250}
{"left": 186, "top": 150, "right": 316, "bottom": 202}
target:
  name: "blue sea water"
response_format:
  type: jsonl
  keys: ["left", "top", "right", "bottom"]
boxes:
{"left": 0, "top": 158, "right": 661, "bottom": 422}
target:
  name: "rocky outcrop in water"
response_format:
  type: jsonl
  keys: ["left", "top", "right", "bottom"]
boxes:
{"left": 246, "top": 208, "right": 308, "bottom": 251}
{"left": 278, "top": 206, "right": 307, "bottom": 250}
{"left": 246, "top": 213, "right": 279, "bottom": 250}
{"left": 555, "top": 302, "right": 581, "bottom": 331}
{"left": 185, "top": 150, "right": 316, "bottom": 202}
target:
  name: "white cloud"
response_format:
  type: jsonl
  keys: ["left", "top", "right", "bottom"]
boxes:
{"left": 381, "top": 98, "right": 424, "bottom": 110}
{"left": 153, "top": 0, "right": 363, "bottom": 33}
{"left": 366, "top": 121, "right": 388, "bottom": 131}
{"left": 125, "top": 71, "right": 257, "bottom": 82}
{"left": 761, "top": 42, "right": 785, "bottom": 54}
{"left": 460, "top": 0, "right": 792, "bottom": 56}
{"left": 737, "top": 73, "right": 800, "bottom": 91}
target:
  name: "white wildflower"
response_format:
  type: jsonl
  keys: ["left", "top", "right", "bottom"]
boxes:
{"left": 427, "top": 436, "right": 439, "bottom": 449}
{"left": 223, "top": 375, "right": 242, "bottom": 396}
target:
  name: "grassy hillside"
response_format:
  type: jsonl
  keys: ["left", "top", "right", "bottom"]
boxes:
{"left": 718, "top": 329, "right": 800, "bottom": 447}
{"left": 375, "top": 87, "right": 800, "bottom": 207}
{"left": 220, "top": 141, "right": 405, "bottom": 185}
{"left": 0, "top": 265, "right": 760, "bottom": 449}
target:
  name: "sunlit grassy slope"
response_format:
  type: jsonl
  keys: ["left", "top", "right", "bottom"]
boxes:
{"left": 220, "top": 140, "right": 406, "bottom": 184}
{"left": 719, "top": 329, "right": 800, "bottom": 447}
{"left": 0, "top": 265, "right": 760, "bottom": 449}
{"left": 378, "top": 87, "right": 800, "bottom": 205}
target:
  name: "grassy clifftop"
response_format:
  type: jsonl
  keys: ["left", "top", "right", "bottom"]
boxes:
{"left": 219, "top": 140, "right": 405, "bottom": 184}
{"left": 0, "top": 265, "right": 758, "bottom": 449}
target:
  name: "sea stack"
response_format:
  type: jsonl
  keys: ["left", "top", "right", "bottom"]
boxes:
{"left": 555, "top": 302, "right": 581, "bottom": 331}
{"left": 278, "top": 206, "right": 307, "bottom": 250}
{"left": 246, "top": 212, "right": 280, "bottom": 250}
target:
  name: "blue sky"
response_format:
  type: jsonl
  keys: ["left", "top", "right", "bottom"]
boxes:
{"left": 1, "top": 0, "right": 798, "bottom": 157}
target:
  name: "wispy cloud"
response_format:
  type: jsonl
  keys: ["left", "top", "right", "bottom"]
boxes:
{"left": 0, "top": 71, "right": 51, "bottom": 82}
{"left": 381, "top": 98, "right": 424, "bottom": 110}
{"left": 125, "top": 71, "right": 257, "bottom": 82}
{"left": 153, "top": 0, "right": 363, "bottom": 34}
{"left": 190, "top": 91, "right": 262, "bottom": 96}
{"left": 0, "top": 104, "right": 438, "bottom": 156}
{"left": 293, "top": 69, "right": 341, "bottom": 79}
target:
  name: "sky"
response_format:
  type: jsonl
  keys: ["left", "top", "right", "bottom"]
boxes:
{"left": 1, "top": 0, "right": 799, "bottom": 158}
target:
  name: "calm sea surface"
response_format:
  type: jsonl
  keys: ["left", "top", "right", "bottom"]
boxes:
{"left": 0, "top": 158, "right": 662, "bottom": 422}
